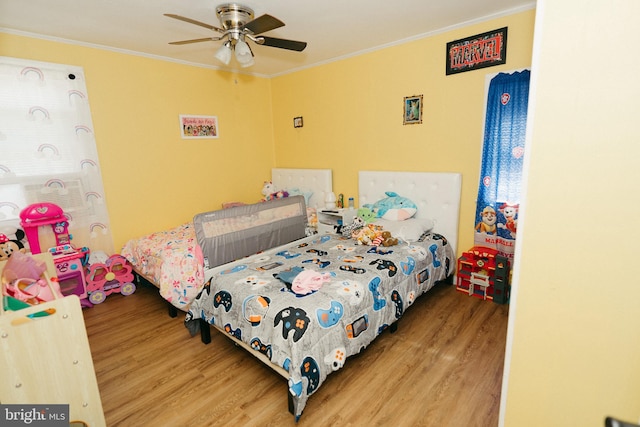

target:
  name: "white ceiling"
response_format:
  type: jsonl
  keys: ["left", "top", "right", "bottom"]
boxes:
{"left": 0, "top": 0, "right": 535, "bottom": 77}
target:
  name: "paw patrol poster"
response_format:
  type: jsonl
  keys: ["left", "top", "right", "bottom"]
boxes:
{"left": 179, "top": 115, "right": 218, "bottom": 139}
{"left": 474, "top": 203, "right": 518, "bottom": 259}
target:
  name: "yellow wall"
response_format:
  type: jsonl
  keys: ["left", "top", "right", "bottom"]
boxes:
{"left": 0, "top": 10, "right": 535, "bottom": 255}
{"left": 6, "top": 5, "right": 639, "bottom": 426}
{"left": 0, "top": 33, "right": 275, "bottom": 251}
{"left": 272, "top": 10, "right": 535, "bottom": 254}
{"left": 502, "top": 0, "right": 640, "bottom": 425}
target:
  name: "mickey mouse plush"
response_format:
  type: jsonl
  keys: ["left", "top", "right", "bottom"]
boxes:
{"left": 0, "top": 229, "right": 26, "bottom": 261}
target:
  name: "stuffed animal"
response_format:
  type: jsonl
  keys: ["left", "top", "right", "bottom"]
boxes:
{"left": 0, "top": 229, "right": 26, "bottom": 261}
{"left": 352, "top": 225, "right": 377, "bottom": 245}
{"left": 356, "top": 207, "right": 377, "bottom": 224}
{"left": 341, "top": 215, "right": 365, "bottom": 238}
{"left": 262, "top": 181, "right": 274, "bottom": 195}
{"left": 352, "top": 224, "right": 387, "bottom": 246}
{"left": 368, "top": 192, "right": 418, "bottom": 221}
{"left": 378, "top": 231, "right": 398, "bottom": 247}
{"left": 307, "top": 209, "right": 318, "bottom": 228}
{"left": 261, "top": 181, "right": 289, "bottom": 202}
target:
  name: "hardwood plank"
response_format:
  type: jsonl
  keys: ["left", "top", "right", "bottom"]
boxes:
{"left": 83, "top": 282, "right": 509, "bottom": 426}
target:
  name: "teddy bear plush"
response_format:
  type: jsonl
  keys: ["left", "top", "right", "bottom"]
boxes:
{"left": 370, "top": 230, "right": 398, "bottom": 246}
{"left": 379, "top": 231, "right": 398, "bottom": 247}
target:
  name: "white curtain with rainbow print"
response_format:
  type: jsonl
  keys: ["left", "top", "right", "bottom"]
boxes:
{"left": 0, "top": 56, "right": 113, "bottom": 254}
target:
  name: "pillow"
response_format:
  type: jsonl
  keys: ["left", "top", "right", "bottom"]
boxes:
{"left": 372, "top": 218, "right": 434, "bottom": 242}
{"left": 287, "top": 188, "right": 313, "bottom": 206}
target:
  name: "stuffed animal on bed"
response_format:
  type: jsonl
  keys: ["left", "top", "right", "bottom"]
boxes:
{"left": 341, "top": 215, "right": 365, "bottom": 238}
{"left": 340, "top": 206, "right": 377, "bottom": 237}
{"left": 352, "top": 224, "right": 398, "bottom": 246}
{"left": 261, "top": 181, "right": 289, "bottom": 202}
{"left": 368, "top": 192, "right": 417, "bottom": 221}
{"left": 357, "top": 207, "right": 377, "bottom": 224}
{"left": 374, "top": 231, "right": 398, "bottom": 247}
{"left": 352, "top": 224, "right": 378, "bottom": 245}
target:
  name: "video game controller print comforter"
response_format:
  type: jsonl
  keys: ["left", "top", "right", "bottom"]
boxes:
{"left": 185, "top": 231, "right": 454, "bottom": 420}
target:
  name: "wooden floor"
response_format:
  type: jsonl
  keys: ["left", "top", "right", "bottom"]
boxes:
{"left": 83, "top": 282, "right": 509, "bottom": 427}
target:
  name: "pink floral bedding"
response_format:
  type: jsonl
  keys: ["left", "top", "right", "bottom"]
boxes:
{"left": 121, "top": 223, "right": 204, "bottom": 310}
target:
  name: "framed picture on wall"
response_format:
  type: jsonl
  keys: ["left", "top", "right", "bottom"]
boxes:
{"left": 446, "top": 27, "right": 508, "bottom": 75}
{"left": 403, "top": 95, "right": 423, "bottom": 125}
{"left": 179, "top": 115, "right": 219, "bottom": 139}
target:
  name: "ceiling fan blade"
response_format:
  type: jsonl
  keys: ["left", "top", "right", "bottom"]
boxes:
{"left": 258, "top": 36, "right": 307, "bottom": 52}
{"left": 242, "top": 14, "right": 285, "bottom": 35}
{"left": 169, "top": 38, "right": 217, "bottom": 45}
{"left": 164, "top": 14, "right": 224, "bottom": 33}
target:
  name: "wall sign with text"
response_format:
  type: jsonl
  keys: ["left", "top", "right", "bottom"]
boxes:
{"left": 446, "top": 27, "right": 507, "bottom": 75}
{"left": 179, "top": 115, "right": 218, "bottom": 139}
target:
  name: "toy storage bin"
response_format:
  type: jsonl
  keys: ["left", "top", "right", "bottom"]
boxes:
{"left": 0, "top": 296, "right": 105, "bottom": 426}
{"left": 1, "top": 252, "right": 60, "bottom": 312}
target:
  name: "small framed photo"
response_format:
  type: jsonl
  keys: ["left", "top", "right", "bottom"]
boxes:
{"left": 403, "top": 95, "right": 423, "bottom": 125}
{"left": 180, "top": 115, "right": 219, "bottom": 139}
{"left": 293, "top": 116, "right": 304, "bottom": 128}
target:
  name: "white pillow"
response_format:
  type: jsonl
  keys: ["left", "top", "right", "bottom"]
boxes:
{"left": 372, "top": 218, "right": 434, "bottom": 242}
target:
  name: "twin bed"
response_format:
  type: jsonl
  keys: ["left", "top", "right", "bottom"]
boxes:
{"left": 121, "top": 168, "right": 332, "bottom": 313}
{"left": 121, "top": 168, "right": 462, "bottom": 420}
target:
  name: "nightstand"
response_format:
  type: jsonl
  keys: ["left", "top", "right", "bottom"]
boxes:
{"left": 317, "top": 208, "right": 357, "bottom": 234}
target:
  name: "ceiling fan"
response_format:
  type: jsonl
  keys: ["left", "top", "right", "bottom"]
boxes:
{"left": 165, "top": 3, "right": 307, "bottom": 68}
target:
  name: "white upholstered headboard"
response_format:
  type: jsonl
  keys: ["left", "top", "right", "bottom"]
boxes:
{"left": 359, "top": 171, "right": 462, "bottom": 254}
{"left": 272, "top": 168, "right": 333, "bottom": 210}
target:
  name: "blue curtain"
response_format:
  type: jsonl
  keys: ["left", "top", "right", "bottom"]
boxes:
{"left": 474, "top": 70, "right": 530, "bottom": 258}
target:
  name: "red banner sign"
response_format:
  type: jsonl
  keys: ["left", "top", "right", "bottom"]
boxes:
{"left": 446, "top": 27, "right": 508, "bottom": 75}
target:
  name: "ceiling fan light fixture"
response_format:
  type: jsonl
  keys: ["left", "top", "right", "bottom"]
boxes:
{"left": 166, "top": 5, "right": 306, "bottom": 68}
{"left": 234, "top": 39, "right": 254, "bottom": 67}
{"left": 214, "top": 41, "right": 233, "bottom": 65}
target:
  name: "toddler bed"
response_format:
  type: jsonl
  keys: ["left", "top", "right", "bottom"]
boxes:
{"left": 184, "top": 170, "right": 462, "bottom": 420}
{"left": 121, "top": 168, "right": 332, "bottom": 312}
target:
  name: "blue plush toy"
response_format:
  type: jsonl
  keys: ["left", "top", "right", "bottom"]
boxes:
{"left": 369, "top": 191, "right": 417, "bottom": 221}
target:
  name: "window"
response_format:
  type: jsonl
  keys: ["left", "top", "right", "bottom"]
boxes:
{"left": 0, "top": 57, "right": 113, "bottom": 254}
{"left": 473, "top": 70, "right": 530, "bottom": 259}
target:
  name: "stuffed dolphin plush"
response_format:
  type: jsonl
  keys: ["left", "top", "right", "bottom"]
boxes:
{"left": 371, "top": 192, "right": 418, "bottom": 221}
